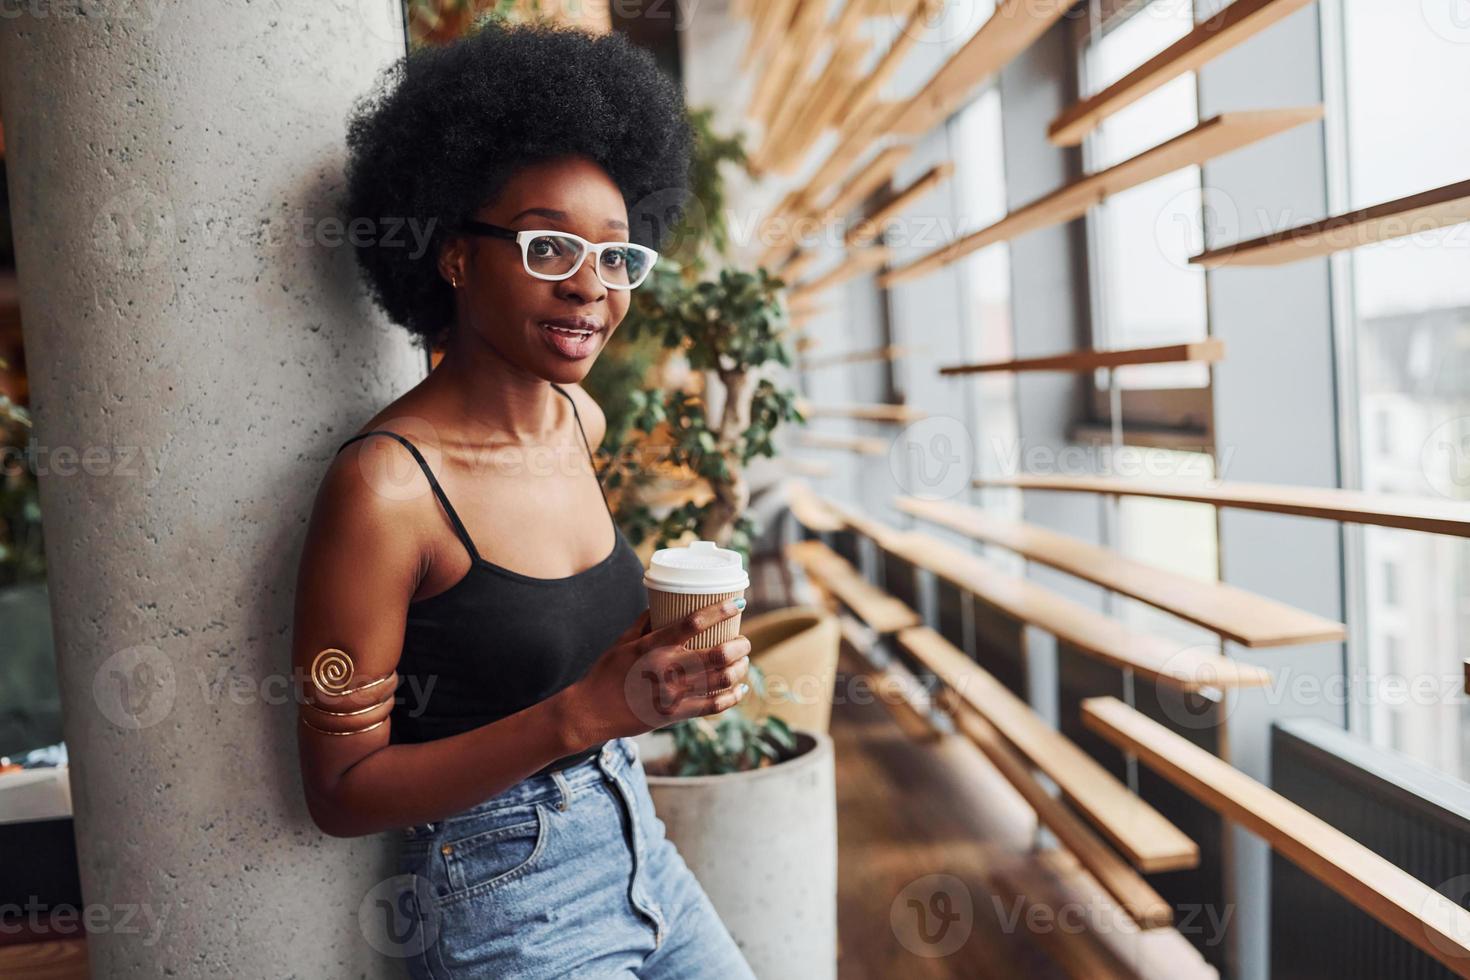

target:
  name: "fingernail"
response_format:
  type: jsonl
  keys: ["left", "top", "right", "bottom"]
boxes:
{"left": 733, "top": 598, "right": 746, "bottom": 610}
{"left": 738, "top": 683, "right": 750, "bottom": 696}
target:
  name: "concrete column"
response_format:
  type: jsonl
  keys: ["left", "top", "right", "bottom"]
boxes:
{"left": 0, "top": 2, "right": 424, "bottom": 976}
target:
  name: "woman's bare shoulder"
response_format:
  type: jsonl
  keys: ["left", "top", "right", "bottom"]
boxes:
{"left": 561, "top": 382, "right": 607, "bottom": 449}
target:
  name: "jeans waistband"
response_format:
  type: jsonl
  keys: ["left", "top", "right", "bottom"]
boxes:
{"left": 407, "top": 738, "right": 637, "bottom": 835}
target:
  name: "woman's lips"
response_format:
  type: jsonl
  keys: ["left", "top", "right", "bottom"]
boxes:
{"left": 539, "top": 320, "right": 603, "bottom": 360}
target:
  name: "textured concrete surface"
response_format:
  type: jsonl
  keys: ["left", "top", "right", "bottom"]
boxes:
{"left": 0, "top": 2, "right": 425, "bottom": 975}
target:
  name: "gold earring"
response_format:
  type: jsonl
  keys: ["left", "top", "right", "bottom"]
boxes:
{"left": 451, "top": 273, "right": 461, "bottom": 288}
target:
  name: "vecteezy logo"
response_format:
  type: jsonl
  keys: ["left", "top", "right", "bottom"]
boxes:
{"left": 93, "top": 644, "right": 177, "bottom": 730}
{"left": 1421, "top": 0, "right": 1470, "bottom": 44}
{"left": 1422, "top": 417, "right": 1470, "bottom": 499}
{"left": 890, "top": 416, "right": 973, "bottom": 500}
{"left": 890, "top": 873, "right": 973, "bottom": 958}
{"left": 360, "top": 874, "right": 441, "bottom": 959}
{"left": 92, "top": 187, "right": 176, "bottom": 275}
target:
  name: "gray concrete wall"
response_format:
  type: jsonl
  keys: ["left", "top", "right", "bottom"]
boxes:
{"left": 0, "top": 1, "right": 424, "bottom": 975}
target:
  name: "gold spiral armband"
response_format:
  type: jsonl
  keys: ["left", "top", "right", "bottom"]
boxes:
{"left": 308, "top": 648, "right": 394, "bottom": 698}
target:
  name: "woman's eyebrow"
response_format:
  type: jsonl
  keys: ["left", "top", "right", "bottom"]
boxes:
{"left": 507, "top": 206, "right": 628, "bottom": 232}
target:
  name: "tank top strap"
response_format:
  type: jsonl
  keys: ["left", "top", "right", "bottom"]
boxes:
{"left": 551, "top": 384, "right": 616, "bottom": 522}
{"left": 334, "top": 430, "right": 483, "bottom": 565}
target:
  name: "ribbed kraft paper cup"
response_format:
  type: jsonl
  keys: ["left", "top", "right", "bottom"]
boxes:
{"left": 644, "top": 540, "right": 750, "bottom": 651}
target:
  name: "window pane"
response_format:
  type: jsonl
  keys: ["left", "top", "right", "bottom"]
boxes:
{"left": 1085, "top": 1, "right": 1210, "bottom": 389}
{"left": 953, "top": 89, "right": 1021, "bottom": 528}
{"left": 1338, "top": 0, "right": 1470, "bottom": 781}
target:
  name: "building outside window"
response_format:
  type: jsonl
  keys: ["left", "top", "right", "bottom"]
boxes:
{"left": 1330, "top": 0, "right": 1470, "bottom": 781}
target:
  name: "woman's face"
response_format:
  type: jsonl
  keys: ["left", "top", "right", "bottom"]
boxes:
{"left": 445, "top": 155, "right": 635, "bottom": 382}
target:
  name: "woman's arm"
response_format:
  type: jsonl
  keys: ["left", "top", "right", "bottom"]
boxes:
{"left": 290, "top": 438, "right": 750, "bottom": 838}
{"left": 290, "top": 441, "right": 588, "bottom": 837}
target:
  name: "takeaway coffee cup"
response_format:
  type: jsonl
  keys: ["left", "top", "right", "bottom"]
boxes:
{"left": 643, "top": 539, "right": 750, "bottom": 651}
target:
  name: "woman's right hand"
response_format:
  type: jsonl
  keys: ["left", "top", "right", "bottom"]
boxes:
{"left": 560, "top": 599, "right": 753, "bottom": 749}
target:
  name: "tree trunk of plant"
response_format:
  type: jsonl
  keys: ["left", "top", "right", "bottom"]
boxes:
{"left": 699, "top": 367, "right": 751, "bottom": 543}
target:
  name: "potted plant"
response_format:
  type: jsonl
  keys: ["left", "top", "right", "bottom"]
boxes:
{"left": 633, "top": 661, "right": 837, "bottom": 980}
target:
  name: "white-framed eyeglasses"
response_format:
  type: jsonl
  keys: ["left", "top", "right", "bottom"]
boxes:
{"left": 459, "top": 220, "right": 659, "bottom": 290}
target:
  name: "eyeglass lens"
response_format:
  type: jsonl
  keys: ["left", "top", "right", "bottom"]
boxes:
{"left": 526, "top": 234, "right": 652, "bottom": 287}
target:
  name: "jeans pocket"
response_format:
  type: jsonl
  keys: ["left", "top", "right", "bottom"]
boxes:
{"left": 438, "top": 803, "right": 549, "bottom": 905}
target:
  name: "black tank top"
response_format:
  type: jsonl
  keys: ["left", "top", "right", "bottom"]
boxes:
{"left": 335, "top": 384, "right": 648, "bottom": 777}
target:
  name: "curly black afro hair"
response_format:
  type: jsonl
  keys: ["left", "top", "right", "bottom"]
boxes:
{"left": 343, "top": 22, "right": 694, "bottom": 350}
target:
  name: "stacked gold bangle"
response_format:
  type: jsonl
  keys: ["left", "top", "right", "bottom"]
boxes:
{"left": 299, "top": 648, "right": 398, "bottom": 737}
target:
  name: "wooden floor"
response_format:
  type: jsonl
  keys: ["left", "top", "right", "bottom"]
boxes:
{"left": 828, "top": 647, "right": 1216, "bottom": 980}
{"left": 0, "top": 939, "right": 89, "bottom": 980}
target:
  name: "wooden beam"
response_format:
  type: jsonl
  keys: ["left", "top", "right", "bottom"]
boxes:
{"left": 897, "top": 626, "right": 1199, "bottom": 873}
{"left": 830, "top": 0, "right": 940, "bottom": 138}
{"left": 783, "top": 0, "right": 1067, "bottom": 226}
{"left": 951, "top": 706, "right": 1175, "bottom": 929}
{"left": 880, "top": 530, "right": 1273, "bottom": 690}
{"left": 824, "top": 144, "right": 915, "bottom": 222}
{"left": 846, "top": 161, "right": 956, "bottom": 246}
{"left": 794, "top": 399, "right": 927, "bottom": 423}
{"left": 1082, "top": 696, "right": 1470, "bottom": 978}
{"left": 941, "top": 339, "right": 1225, "bottom": 376}
{"left": 797, "top": 432, "right": 889, "bottom": 456}
{"left": 879, "top": 108, "right": 1323, "bottom": 288}
{"left": 895, "top": 0, "right": 1078, "bottom": 139}
{"left": 896, "top": 496, "right": 1346, "bottom": 648}
{"left": 780, "top": 458, "right": 834, "bottom": 479}
{"left": 786, "top": 478, "right": 846, "bottom": 532}
{"left": 836, "top": 613, "right": 948, "bottom": 741}
{"left": 976, "top": 473, "right": 1470, "bottom": 539}
{"left": 785, "top": 539, "right": 923, "bottom": 634}
{"left": 1191, "top": 177, "right": 1470, "bottom": 268}
{"left": 801, "top": 344, "right": 915, "bottom": 369}
{"left": 777, "top": 248, "right": 822, "bottom": 286}
{"left": 1049, "top": 0, "right": 1316, "bottom": 147}
{"left": 790, "top": 245, "right": 894, "bottom": 301}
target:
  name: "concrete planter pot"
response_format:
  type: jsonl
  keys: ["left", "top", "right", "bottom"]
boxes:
{"left": 635, "top": 728, "right": 837, "bottom": 980}
{"left": 741, "top": 605, "right": 841, "bottom": 734}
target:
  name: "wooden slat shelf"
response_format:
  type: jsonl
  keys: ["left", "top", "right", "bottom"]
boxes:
{"left": 880, "top": 529, "right": 1272, "bottom": 690}
{"left": 977, "top": 473, "right": 1470, "bottom": 539}
{"left": 794, "top": 399, "right": 927, "bottom": 423}
{"left": 785, "top": 478, "right": 846, "bottom": 533}
{"left": 896, "top": 496, "right": 1345, "bottom": 648}
{"left": 1191, "top": 177, "right": 1470, "bottom": 268}
{"left": 894, "top": 0, "right": 1077, "bottom": 139}
{"left": 879, "top": 108, "right": 1322, "bottom": 288}
{"left": 898, "top": 625, "right": 1200, "bottom": 873}
{"left": 1049, "top": 0, "right": 1315, "bottom": 147}
{"left": 760, "top": 9, "right": 873, "bottom": 173}
{"left": 779, "top": 457, "right": 833, "bottom": 479}
{"left": 823, "top": 144, "right": 915, "bottom": 223}
{"left": 801, "top": 344, "right": 915, "bottom": 369}
{"left": 941, "top": 339, "right": 1224, "bottom": 376}
{"left": 836, "top": 612, "right": 948, "bottom": 742}
{"left": 813, "top": 490, "right": 1270, "bottom": 689}
{"left": 769, "top": 0, "right": 1070, "bottom": 252}
{"left": 785, "top": 539, "right": 923, "bottom": 634}
{"left": 790, "top": 246, "right": 894, "bottom": 301}
{"left": 845, "top": 162, "right": 956, "bottom": 246}
{"left": 1082, "top": 696, "right": 1470, "bottom": 977}
{"left": 797, "top": 432, "right": 889, "bottom": 456}
{"left": 950, "top": 706, "right": 1174, "bottom": 928}
{"left": 817, "top": 490, "right": 1275, "bottom": 690}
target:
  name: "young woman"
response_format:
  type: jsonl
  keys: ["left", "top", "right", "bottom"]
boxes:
{"left": 289, "top": 23, "right": 757, "bottom": 979}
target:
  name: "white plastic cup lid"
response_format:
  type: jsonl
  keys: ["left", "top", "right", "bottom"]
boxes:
{"left": 642, "top": 539, "right": 750, "bottom": 595}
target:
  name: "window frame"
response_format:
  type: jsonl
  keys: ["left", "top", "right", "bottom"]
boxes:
{"left": 1070, "top": 0, "right": 1219, "bottom": 447}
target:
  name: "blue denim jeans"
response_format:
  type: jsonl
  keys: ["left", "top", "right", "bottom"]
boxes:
{"left": 393, "top": 737, "right": 757, "bottom": 979}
